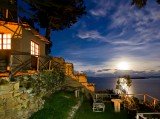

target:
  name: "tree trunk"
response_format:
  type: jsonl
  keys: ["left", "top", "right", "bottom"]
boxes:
{"left": 45, "top": 27, "right": 51, "bottom": 40}
{"left": 45, "top": 27, "right": 52, "bottom": 55}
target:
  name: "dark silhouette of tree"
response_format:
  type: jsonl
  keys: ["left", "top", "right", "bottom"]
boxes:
{"left": 116, "top": 75, "right": 132, "bottom": 94}
{"left": 131, "top": 0, "right": 160, "bottom": 8}
{"left": 23, "top": 0, "right": 86, "bottom": 54}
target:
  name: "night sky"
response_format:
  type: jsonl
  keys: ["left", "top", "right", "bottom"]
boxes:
{"left": 50, "top": 0, "right": 160, "bottom": 75}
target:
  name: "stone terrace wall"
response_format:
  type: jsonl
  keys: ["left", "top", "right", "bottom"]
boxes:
{"left": 0, "top": 80, "right": 44, "bottom": 119}
{"left": 65, "top": 63, "right": 95, "bottom": 92}
{"left": 0, "top": 70, "right": 64, "bottom": 119}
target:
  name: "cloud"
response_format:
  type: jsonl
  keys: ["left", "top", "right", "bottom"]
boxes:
{"left": 77, "top": 30, "right": 104, "bottom": 40}
{"left": 66, "top": 60, "right": 103, "bottom": 72}
{"left": 55, "top": 0, "right": 160, "bottom": 74}
{"left": 89, "top": 0, "right": 114, "bottom": 17}
{"left": 97, "top": 69, "right": 112, "bottom": 72}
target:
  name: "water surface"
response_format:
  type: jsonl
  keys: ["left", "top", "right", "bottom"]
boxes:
{"left": 88, "top": 77, "right": 160, "bottom": 99}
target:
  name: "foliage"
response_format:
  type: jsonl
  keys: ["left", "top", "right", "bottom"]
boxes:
{"left": 19, "top": 68, "right": 65, "bottom": 97}
{"left": 30, "top": 91, "right": 78, "bottom": 119}
{"left": 21, "top": 0, "right": 86, "bottom": 54}
{"left": 116, "top": 75, "right": 132, "bottom": 94}
{"left": 131, "top": 0, "right": 160, "bottom": 8}
{"left": 155, "top": 101, "right": 160, "bottom": 112}
{"left": 121, "top": 75, "right": 132, "bottom": 87}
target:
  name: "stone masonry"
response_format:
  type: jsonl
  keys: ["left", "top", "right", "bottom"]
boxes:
{"left": 0, "top": 78, "right": 44, "bottom": 119}
{"left": 65, "top": 62, "right": 95, "bottom": 92}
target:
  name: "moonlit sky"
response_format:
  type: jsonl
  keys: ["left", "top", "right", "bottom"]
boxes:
{"left": 50, "top": 0, "right": 160, "bottom": 75}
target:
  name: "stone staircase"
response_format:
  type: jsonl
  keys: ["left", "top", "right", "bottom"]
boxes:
{"left": 0, "top": 58, "right": 7, "bottom": 72}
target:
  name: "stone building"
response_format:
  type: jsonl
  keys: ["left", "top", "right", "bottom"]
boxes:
{"left": 0, "top": 0, "right": 50, "bottom": 76}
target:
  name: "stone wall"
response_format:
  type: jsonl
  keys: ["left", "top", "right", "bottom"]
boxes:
{"left": 0, "top": 79, "right": 44, "bottom": 119}
{"left": 0, "top": 70, "right": 64, "bottom": 119}
{"left": 65, "top": 62, "right": 95, "bottom": 92}
{"left": 65, "top": 63, "right": 75, "bottom": 77}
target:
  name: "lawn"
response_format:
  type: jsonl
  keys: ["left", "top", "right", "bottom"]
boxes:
{"left": 74, "top": 97, "right": 129, "bottom": 119}
{"left": 30, "top": 91, "right": 78, "bottom": 119}
{"left": 29, "top": 91, "right": 131, "bottom": 119}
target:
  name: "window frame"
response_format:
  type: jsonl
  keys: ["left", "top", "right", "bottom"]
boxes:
{"left": 31, "top": 41, "right": 39, "bottom": 56}
{"left": 0, "top": 33, "right": 11, "bottom": 50}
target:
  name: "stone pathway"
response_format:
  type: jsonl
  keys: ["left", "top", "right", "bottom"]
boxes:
{"left": 67, "top": 97, "right": 83, "bottom": 119}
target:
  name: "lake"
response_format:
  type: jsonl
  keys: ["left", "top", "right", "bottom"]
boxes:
{"left": 88, "top": 77, "right": 160, "bottom": 99}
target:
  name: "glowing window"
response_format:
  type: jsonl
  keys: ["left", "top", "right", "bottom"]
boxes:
{"left": 0, "top": 34, "right": 11, "bottom": 49}
{"left": 31, "top": 41, "right": 39, "bottom": 56}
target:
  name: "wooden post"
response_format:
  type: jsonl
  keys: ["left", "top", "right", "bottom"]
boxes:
{"left": 111, "top": 99, "right": 122, "bottom": 112}
{"left": 75, "top": 90, "right": 79, "bottom": 98}
{"left": 6, "top": 9, "right": 9, "bottom": 18}
{"left": 153, "top": 99, "right": 156, "bottom": 108}
{"left": 136, "top": 114, "right": 139, "bottom": 119}
{"left": 37, "top": 57, "right": 39, "bottom": 71}
{"left": 143, "top": 94, "right": 146, "bottom": 104}
{"left": 95, "top": 94, "right": 97, "bottom": 101}
{"left": 9, "top": 55, "right": 13, "bottom": 80}
{"left": 49, "top": 60, "right": 51, "bottom": 70}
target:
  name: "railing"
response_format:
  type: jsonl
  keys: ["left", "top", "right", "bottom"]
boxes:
{"left": 136, "top": 113, "right": 160, "bottom": 119}
{"left": 7, "top": 52, "right": 65, "bottom": 78}
{"left": 10, "top": 58, "right": 31, "bottom": 76}
{"left": 0, "top": 51, "right": 66, "bottom": 78}
{"left": 93, "top": 93, "right": 160, "bottom": 110}
{"left": 8, "top": 53, "right": 51, "bottom": 77}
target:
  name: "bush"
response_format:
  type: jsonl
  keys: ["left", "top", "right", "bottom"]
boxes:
{"left": 18, "top": 69, "right": 66, "bottom": 97}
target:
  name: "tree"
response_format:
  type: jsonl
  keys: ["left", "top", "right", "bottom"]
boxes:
{"left": 116, "top": 75, "right": 132, "bottom": 94}
{"left": 131, "top": 0, "right": 160, "bottom": 8}
{"left": 22, "top": 0, "right": 86, "bottom": 54}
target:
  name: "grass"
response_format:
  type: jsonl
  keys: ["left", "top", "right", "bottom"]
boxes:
{"left": 74, "top": 97, "right": 129, "bottom": 119}
{"left": 30, "top": 91, "right": 78, "bottom": 119}
{"left": 29, "top": 90, "right": 133, "bottom": 119}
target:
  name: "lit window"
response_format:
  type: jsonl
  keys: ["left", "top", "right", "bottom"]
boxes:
{"left": 31, "top": 41, "right": 39, "bottom": 56}
{"left": 0, "top": 34, "right": 11, "bottom": 49}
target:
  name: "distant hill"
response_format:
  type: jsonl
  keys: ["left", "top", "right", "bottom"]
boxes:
{"left": 86, "top": 69, "right": 160, "bottom": 79}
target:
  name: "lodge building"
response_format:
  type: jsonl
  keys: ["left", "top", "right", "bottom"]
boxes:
{"left": 0, "top": 0, "right": 50, "bottom": 76}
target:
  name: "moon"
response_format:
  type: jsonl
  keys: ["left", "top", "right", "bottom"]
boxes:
{"left": 117, "top": 61, "right": 130, "bottom": 70}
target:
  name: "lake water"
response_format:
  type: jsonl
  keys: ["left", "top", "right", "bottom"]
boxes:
{"left": 88, "top": 77, "right": 160, "bottom": 99}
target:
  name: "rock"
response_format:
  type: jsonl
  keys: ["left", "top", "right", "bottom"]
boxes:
{"left": 0, "top": 92, "right": 13, "bottom": 99}
{"left": 15, "top": 104, "right": 22, "bottom": 110}
{"left": 0, "top": 98, "right": 5, "bottom": 106}
{"left": 0, "top": 109, "right": 5, "bottom": 119}
{"left": 12, "top": 82, "right": 19, "bottom": 91}
{"left": 20, "top": 92, "right": 28, "bottom": 100}
{"left": 12, "top": 91, "right": 22, "bottom": 97}
{"left": 16, "top": 97, "right": 23, "bottom": 104}
{"left": 26, "top": 88, "right": 33, "bottom": 94}
{"left": 31, "top": 75, "right": 38, "bottom": 80}
{"left": 0, "top": 84, "right": 13, "bottom": 92}
{"left": 21, "top": 100, "right": 29, "bottom": 109}
{"left": 23, "top": 76, "right": 29, "bottom": 80}
{"left": 5, "top": 109, "right": 16, "bottom": 119}
{"left": 5, "top": 98, "right": 18, "bottom": 109}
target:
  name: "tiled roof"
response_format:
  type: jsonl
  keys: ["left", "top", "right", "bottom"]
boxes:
{"left": 22, "top": 23, "right": 50, "bottom": 44}
{"left": 0, "top": 20, "right": 50, "bottom": 44}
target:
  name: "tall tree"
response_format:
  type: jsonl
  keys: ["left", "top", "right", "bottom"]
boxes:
{"left": 23, "top": 0, "right": 86, "bottom": 54}
{"left": 116, "top": 75, "right": 132, "bottom": 94}
{"left": 131, "top": 0, "right": 160, "bottom": 8}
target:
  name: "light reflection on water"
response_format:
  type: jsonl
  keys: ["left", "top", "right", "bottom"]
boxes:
{"left": 88, "top": 77, "right": 160, "bottom": 99}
